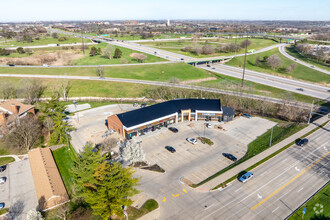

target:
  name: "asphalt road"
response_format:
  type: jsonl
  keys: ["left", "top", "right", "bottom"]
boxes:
{"left": 136, "top": 122, "right": 330, "bottom": 220}
{"left": 279, "top": 45, "right": 330, "bottom": 75}
{"left": 200, "top": 64, "right": 330, "bottom": 101}
{"left": 0, "top": 74, "right": 311, "bottom": 109}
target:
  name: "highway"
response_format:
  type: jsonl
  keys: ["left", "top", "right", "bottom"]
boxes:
{"left": 279, "top": 45, "right": 330, "bottom": 75}
{"left": 200, "top": 64, "right": 330, "bottom": 100}
{"left": 0, "top": 74, "right": 311, "bottom": 109}
{"left": 135, "top": 121, "right": 329, "bottom": 219}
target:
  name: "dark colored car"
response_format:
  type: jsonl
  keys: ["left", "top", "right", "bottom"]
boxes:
{"left": 242, "top": 113, "right": 252, "bottom": 118}
{"left": 222, "top": 153, "right": 237, "bottom": 162}
{"left": 296, "top": 138, "right": 309, "bottom": 146}
{"left": 207, "top": 64, "right": 211, "bottom": 67}
{"left": 180, "top": 58, "right": 184, "bottom": 60}
{"left": 168, "top": 127, "right": 178, "bottom": 133}
{"left": 8, "top": 64, "right": 15, "bottom": 67}
{"left": 296, "top": 88, "right": 304, "bottom": 91}
{"left": 165, "top": 146, "right": 176, "bottom": 153}
{"left": 140, "top": 103, "right": 147, "bottom": 108}
{"left": 0, "top": 165, "right": 6, "bottom": 172}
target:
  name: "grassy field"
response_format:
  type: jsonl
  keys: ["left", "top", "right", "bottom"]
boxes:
{"left": 0, "top": 156, "right": 15, "bottom": 166}
{"left": 52, "top": 146, "right": 77, "bottom": 196}
{"left": 226, "top": 48, "right": 330, "bottom": 85}
{"left": 195, "top": 119, "right": 307, "bottom": 187}
{"left": 285, "top": 46, "right": 330, "bottom": 71}
{"left": 0, "top": 63, "right": 212, "bottom": 82}
{"left": 71, "top": 43, "right": 165, "bottom": 65}
{"left": 289, "top": 183, "right": 330, "bottom": 220}
{"left": 194, "top": 74, "right": 315, "bottom": 103}
{"left": 0, "top": 34, "right": 83, "bottom": 47}
{"left": 127, "top": 199, "right": 159, "bottom": 220}
{"left": 140, "top": 38, "right": 278, "bottom": 58}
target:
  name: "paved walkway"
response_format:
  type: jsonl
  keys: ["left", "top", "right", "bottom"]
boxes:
{"left": 196, "top": 115, "right": 329, "bottom": 191}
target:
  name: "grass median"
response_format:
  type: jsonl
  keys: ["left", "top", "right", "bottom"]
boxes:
{"left": 0, "top": 157, "right": 15, "bottom": 166}
{"left": 213, "top": 121, "right": 328, "bottom": 190}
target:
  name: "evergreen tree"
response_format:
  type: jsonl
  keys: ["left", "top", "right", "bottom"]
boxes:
{"left": 113, "top": 48, "right": 122, "bottom": 59}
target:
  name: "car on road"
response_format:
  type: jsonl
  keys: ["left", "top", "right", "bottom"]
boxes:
{"left": 8, "top": 64, "right": 15, "bottom": 67}
{"left": 238, "top": 172, "right": 253, "bottom": 183}
{"left": 99, "top": 76, "right": 105, "bottom": 79}
{"left": 206, "top": 123, "right": 212, "bottom": 128}
{"left": 140, "top": 103, "right": 147, "bottom": 108}
{"left": 222, "top": 153, "right": 237, "bottom": 161}
{"left": 133, "top": 103, "right": 139, "bottom": 107}
{"left": 296, "top": 88, "right": 304, "bottom": 91}
{"left": 186, "top": 138, "right": 197, "bottom": 145}
{"left": 311, "top": 65, "right": 315, "bottom": 68}
{"left": 296, "top": 138, "right": 308, "bottom": 146}
{"left": 168, "top": 127, "right": 178, "bottom": 133}
{"left": 43, "top": 64, "right": 49, "bottom": 67}
{"left": 212, "top": 67, "right": 216, "bottom": 69}
{"left": 180, "top": 58, "right": 184, "bottom": 60}
{"left": 0, "top": 177, "right": 6, "bottom": 184}
{"left": 294, "top": 58, "right": 297, "bottom": 61}
{"left": 242, "top": 113, "right": 252, "bottom": 118}
{"left": 0, "top": 165, "right": 6, "bottom": 172}
{"left": 207, "top": 64, "right": 211, "bottom": 67}
{"left": 165, "top": 146, "right": 176, "bottom": 153}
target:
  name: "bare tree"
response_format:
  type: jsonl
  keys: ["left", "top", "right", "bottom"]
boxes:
{"left": 5, "top": 114, "right": 42, "bottom": 151}
{"left": 26, "top": 209, "right": 44, "bottom": 220}
{"left": 255, "top": 56, "right": 261, "bottom": 66}
{"left": 202, "top": 44, "right": 215, "bottom": 55}
{"left": 102, "top": 44, "right": 113, "bottom": 59}
{"left": 96, "top": 66, "right": 105, "bottom": 77}
{"left": 19, "top": 79, "right": 46, "bottom": 104}
{"left": 56, "top": 80, "right": 72, "bottom": 101}
{"left": 130, "top": 53, "right": 147, "bottom": 63}
{"left": 266, "top": 54, "right": 282, "bottom": 70}
{"left": 285, "top": 63, "right": 298, "bottom": 73}
{"left": 51, "top": 32, "right": 58, "bottom": 39}
{"left": 119, "top": 140, "right": 145, "bottom": 165}
{"left": 0, "top": 81, "right": 17, "bottom": 99}
{"left": 101, "top": 137, "right": 118, "bottom": 153}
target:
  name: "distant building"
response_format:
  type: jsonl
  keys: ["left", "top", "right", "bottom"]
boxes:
{"left": 0, "top": 100, "right": 35, "bottom": 137}
{"left": 124, "top": 20, "right": 138, "bottom": 25}
{"left": 167, "top": 19, "right": 170, "bottom": 27}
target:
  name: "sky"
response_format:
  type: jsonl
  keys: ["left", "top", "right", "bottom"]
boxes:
{"left": 1, "top": 0, "right": 329, "bottom": 22}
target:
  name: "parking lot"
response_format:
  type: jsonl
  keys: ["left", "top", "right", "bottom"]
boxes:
{"left": 0, "top": 159, "right": 38, "bottom": 220}
{"left": 137, "top": 117, "right": 276, "bottom": 184}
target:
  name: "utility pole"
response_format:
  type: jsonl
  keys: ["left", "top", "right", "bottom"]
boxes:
{"left": 269, "top": 126, "right": 274, "bottom": 147}
{"left": 241, "top": 34, "right": 248, "bottom": 87}
{"left": 234, "top": 35, "right": 237, "bottom": 57}
{"left": 81, "top": 30, "right": 85, "bottom": 54}
{"left": 307, "top": 100, "right": 314, "bottom": 124}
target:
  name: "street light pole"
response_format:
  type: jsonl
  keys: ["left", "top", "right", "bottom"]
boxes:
{"left": 241, "top": 34, "right": 248, "bottom": 87}
{"left": 269, "top": 126, "right": 274, "bottom": 147}
{"left": 307, "top": 100, "right": 314, "bottom": 124}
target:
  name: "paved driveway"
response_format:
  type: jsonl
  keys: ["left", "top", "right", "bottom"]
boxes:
{"left": 137, "top": 117, "right": 276, "bottom": 185}
{"left": 0, "top": 159, "right": 38, "bottom": 220}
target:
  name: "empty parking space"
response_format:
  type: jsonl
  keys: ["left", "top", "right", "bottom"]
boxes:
{"left": 138, "top": 117, "right": 276, "bottom": 184}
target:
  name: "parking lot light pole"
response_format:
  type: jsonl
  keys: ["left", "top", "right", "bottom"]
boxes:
{"left": 269, "top": 126, "right": 274, "bottom": 147}
{"left": 73, "top": 100, "right": 79, "bottom": 123}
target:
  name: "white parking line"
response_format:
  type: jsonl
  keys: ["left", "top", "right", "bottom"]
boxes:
{"left": 272, "top": 207, "right": 279, "bottom": 213}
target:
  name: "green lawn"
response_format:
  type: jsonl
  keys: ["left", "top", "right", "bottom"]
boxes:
{"left": 0, "top": 63, "right": 212, "bottom": 82}
{"left": 0, "top": 156, "right": 15, "bottom": 166}
{"left": 289, "top": 183, "right": 330, "bottom": 220}
{"left": 141, "top": 38, "right": 278, "bottom": 58}
{"left": 195, "top": 120, "right": 307, "bottom": 187}
{"left": 0, "top": 34, "right": 84, "bottom": 47}
{"left": 285, "top": 45, "right": 330, "bottom": 71}
{"left": 194, "top": 74, "right": 314, "bottom": 103}
{"left": 71, "top": 43, "right": 166, "bottom": 65}
{"left": 52, "top": 146, "right": 77, "bottom": 196}
{"left": 127, "top": 199, "right": 159, "bottom": 220}
{"left": 226, "top": 48, "right": 330, "bottom": 85}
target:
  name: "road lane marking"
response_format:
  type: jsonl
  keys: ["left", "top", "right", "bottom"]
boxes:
{"left": 297, "top": 187, "right": 304, "bottom": 192}
{"left": 172, "top": 194, "right": 180, "bottom": 197}
{"left": 295, "top": 166, "right": 300, "bottom": 171}
{"left": 183, "top": 188, "right": 188, "bottom": 193}
{"left": 257, "top": 193, "right": 262, "bottom": 199}
{"left": 272, "top": 207, "right": 279, "bottom": 213}
{"left": 162, "top": 197, "right": 166, "bottom": 202}
{"left": 251, "top": 151, "right": 329, "bottom": 210}
{"left": 234, "top": 188, "right": 241, "bottom": 192}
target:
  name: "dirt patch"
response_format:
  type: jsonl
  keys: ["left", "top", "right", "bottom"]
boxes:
{"left": 181, "top": 177, "right": 193, "bottom": 186}
{"left": 141, "top": 164, "right": 165, "bottom": 173}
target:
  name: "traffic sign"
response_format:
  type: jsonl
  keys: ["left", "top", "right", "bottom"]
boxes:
{"left": 303, "top": 207, "right": 306, "bottom": 214}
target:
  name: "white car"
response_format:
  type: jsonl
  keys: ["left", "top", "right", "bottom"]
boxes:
{"left": 186, "top": 138, "right": 197, "bottom": 145}
{"left": 0, "top": 177, "right": 6, "bottom": 184}
{"left": 206, "top": 123, "right": 212, "bottom": 128}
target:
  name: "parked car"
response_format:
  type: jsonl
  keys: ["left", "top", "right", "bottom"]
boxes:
{"left": 212, "top": 67, "right": 216, "bottom": 70}
{"left": 296, "top": 88, "right": 304, "bottom": 91}
{"left": 0, "top": 165, "right": 6, "bottom": 172}
{"left": 186, "top": 138, "right": 197, "bottom": 145}
{"left": 165, "top": 146, "right": 176, "bottom": 153}
{"left": 296, "top": 138, "right": 309, "bottom": 146}
{"left": 133, "top": 103, "right": 139, "bottom": 107}
{"left": 242, "top": 113, "right": 252, "bottom": 119}
{"left": 222, "top": 153, "right": 237, "bottom": 162}
{"left": 140, "top": 103, "right": 147, "bottom": 108}
{"left": 238, "top": 172, "right": 253, "bottom": 183}
{"left": 0, "top": 177, "right": 6, "bottom": 184}
{"left": 207, "top": 64, "right": 211, "bottom": 67}
{"left": 0, "top": 203, "right": 5, "bottom": 210}
{"left": 168, "top": 127, "right": 178, "bottom": 133}
{"left": 206, "top": 123, "right": 212, "bottom": 128}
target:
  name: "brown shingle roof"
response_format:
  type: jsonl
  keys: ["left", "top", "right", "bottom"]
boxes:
{"left": 0, "top": 99, "right": 34, "bottom": 116}
{"left": 28, "top": 147, "right": 70, "bottom": 211}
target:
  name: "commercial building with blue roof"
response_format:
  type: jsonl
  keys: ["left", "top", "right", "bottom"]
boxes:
{"left": 107, "top": 99, "right": 234, "bottom": 139}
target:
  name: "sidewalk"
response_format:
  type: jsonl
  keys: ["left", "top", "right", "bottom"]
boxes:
{"left": 196, "top": 115, "right": 329, "bottom": 191}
